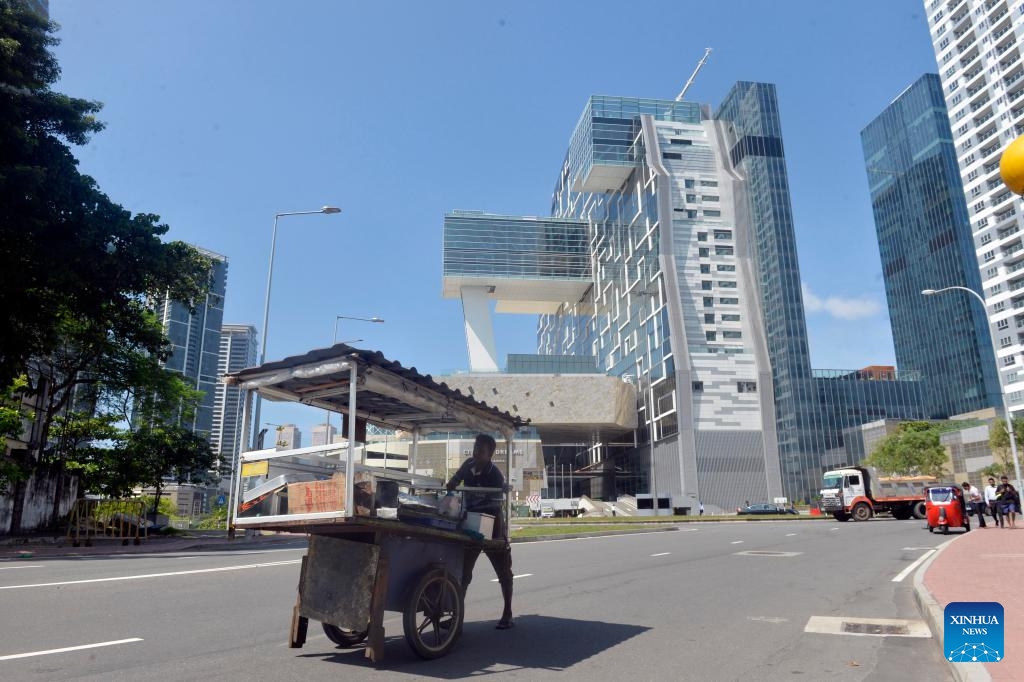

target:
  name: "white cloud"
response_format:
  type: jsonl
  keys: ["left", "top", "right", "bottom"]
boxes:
{"left": 801, "top": 283, "right": 882, "bottom": 320}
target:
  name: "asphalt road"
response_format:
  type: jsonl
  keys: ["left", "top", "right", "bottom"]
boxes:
{"left": 0, "top": 519, "right": 952, "bottom": 681}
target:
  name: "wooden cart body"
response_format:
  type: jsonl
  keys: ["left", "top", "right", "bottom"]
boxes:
{"left": 221, "top": 344, "right": 522, "bottom": 661}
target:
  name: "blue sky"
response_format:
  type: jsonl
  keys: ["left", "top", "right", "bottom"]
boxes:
{"left": 50, "top": 1, "right": 939, "bottom": 435}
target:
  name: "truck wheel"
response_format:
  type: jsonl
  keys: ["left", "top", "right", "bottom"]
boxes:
{"left": 892, "top": 508, "right": 911, "bottom": 521}
{"left": 852, "top": 503, "right": 873, "bottom": 522}
{"left": 912, "top": 501, "right": 927, "bottom": 520}
{"left": 833, "top": 512, "right": 850, "bottom": 522}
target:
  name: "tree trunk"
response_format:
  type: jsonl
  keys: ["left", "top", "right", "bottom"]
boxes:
{"left": 152, "top": 483, "right": 162, "bottom": 517}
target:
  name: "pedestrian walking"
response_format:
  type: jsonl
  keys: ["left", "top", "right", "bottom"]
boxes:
{"left": 963, "top": 482, "right": 987, "bottom": 528}
{"left": 699, "top": 502, "right": 704, "bottom": 516}
{"left": 985, "top": 476, "right": 1001, "bottom": 527}
{"left": 1001, "top": 479, "right": 1019, "bottom": 529}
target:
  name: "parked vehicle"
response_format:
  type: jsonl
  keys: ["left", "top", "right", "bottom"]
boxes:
{"left": 925, "top": 485, "right": 970, "bottom": 534}
{"left": 737, "top": 503, "right": 798, "bottom": 516}
{"left": 819, "top": 466, "right": 933, "bottom": 522}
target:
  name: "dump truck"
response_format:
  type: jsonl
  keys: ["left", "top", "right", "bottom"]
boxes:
{"left": 819, "top": 466, "right": 934, "bottom": 521}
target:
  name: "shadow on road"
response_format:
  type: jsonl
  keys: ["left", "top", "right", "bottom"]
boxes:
{"left": 297, "top": 614, "right": 650, "bottom": 676}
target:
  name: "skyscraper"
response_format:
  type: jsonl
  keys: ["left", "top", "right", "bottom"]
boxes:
{"left": 152, "top": 246, "right": 227, "bottom": 437}
{"left": 211, "top": 324, "right": 257, "bottom": 478}
{"left": 310, "top": 423, "right": 337, "bottom": 446}
{"left": 275, "top": 424, "right": 301, "bottom": 450}
{"left": 862, "top": 73, "right": 1002, "bottom": 418}
{"left": 925, "top": 0, "right": 1024, "bottom": 416}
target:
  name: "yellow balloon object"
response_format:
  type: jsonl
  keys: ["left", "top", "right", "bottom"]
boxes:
{"left": 1000, "top": 135, "right": 1024, "bottom": 195}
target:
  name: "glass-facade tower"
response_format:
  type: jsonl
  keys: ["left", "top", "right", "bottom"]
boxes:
{"left": 211, "top": 323, "right": 257, "bottom": 480}
{"left": 861, "top": 73, "right": 1002, "bottom": 418}
{"left": 153, "top": 246, "right": 227, "bottom": 437}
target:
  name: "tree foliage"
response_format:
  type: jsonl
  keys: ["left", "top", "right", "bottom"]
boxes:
{"left": 987, "top": 418, "right": 1024, "bottom": 478}
{"left": 864, "top": 421, "right": 948, "bottom": 478}
{"left": 0, "top": 2, "right": 217, "bottom": 523}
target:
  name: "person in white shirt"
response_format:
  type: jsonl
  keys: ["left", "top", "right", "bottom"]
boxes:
{"left": 964, "top": 482, "right": 987, "bottom": 528}
{"left": 984, "top": 477, "right": 1001, "bottom": 527}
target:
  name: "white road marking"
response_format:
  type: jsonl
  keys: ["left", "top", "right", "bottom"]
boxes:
{"left": 730, "top": 540, "right": 744, "bottom": 544}
{"left": 748, "top": 616, "right": 788, "bottom": 624}
{"left": 830, "top": 527, "right": 839, "bottom": 532}
{"left": 901, "top": 547, "right": 938, "bottom": 551}
{"left": 804, "top": 616, "right": 930, "bottom": 638}
{"left": 490, "top": 573, "right": 532, "bottom": 582}
{"left": 891, "top": 550, "right": 936, "bottom": 582}
{"left": 0, "top": 559, "right": 301, "bottom": 590}
{"left": 785, "top": 533, "right": 797, "bottom": 537}
{"left": 0, "top": 638, "right": 143, "bottom": 661}
{"left": 0, "top": 564, "right": 43, "bottom": 570}
{"left": 650, "top": 552, "right": 670, "bottom": 557}
{"left": 735, "top": 550, "right": 803, "bottom": 557}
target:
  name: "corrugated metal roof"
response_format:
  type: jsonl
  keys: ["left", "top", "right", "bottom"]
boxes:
{"left": 223, "top": 343, "right": 525, "bottom": 436}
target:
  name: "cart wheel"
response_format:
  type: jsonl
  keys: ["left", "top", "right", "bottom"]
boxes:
{"left": 912, "top": 502, "right": 927, "bottom": 520}
{"left": 403, "top": 569, "right": 464, "bottom": 660}
{"left": 322, "top": 623, "right": 368, "bottom": 648}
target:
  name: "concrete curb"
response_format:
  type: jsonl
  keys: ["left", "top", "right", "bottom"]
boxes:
{"left": 912, "top": 536, "right": 991, "bottom": 682}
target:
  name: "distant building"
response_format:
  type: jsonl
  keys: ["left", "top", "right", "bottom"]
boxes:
{"left": 211, "top": 324, "right": 257, "bottom": 480}
{"left": 861, "top": 73, "right": 1002, "bottom": 419}
{"left": 310, "top": 423, "right": 337, "bottom": 447}
{"left": 275, "top": 424, "right": 301, "bottom": 450}
{"left": 152, "top": 246, "right": 227, "bottom": 437}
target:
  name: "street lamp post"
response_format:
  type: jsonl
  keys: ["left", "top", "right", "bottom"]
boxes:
{"left": 922, "top": 286, "right": 1023, "bottom": 489}
{"left": 324, "top": 315, "right": 384, "bottom": 441}
{"left": 250, "top": 206, "right": 341, "bottom": 450}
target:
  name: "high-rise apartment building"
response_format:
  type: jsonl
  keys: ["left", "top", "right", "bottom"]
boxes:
{"left": 862, "top": 73, "right": 1003, "bottom": 418}
{"left": 153, "top": 246, "right": 227, "bottom": 437}
{"left": 310, "top": 423, "right": 337, "bottom": 447}
{"left": 211, "top": 324, "right": 257, "bottom": 478}
{"left": 275, "top": 424, "right": 301, "bottom": 450}
{"left": 925, "top": 0, "right": 1024, "bottom": 416}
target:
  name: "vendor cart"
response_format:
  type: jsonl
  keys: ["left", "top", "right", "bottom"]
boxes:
{"left": 222, "top": 344, "right": 523, "bottom": 662}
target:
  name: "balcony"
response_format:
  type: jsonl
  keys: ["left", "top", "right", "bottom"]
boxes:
{"left": 975, "top": 110, "right": 995, "bottom": 126}
{"left": 999, "top": 224, "right": 1021, "bottom": 240}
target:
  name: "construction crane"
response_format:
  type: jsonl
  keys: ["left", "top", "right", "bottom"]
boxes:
{"left": 675, "top": 47, "right": 713, "bottom": 102}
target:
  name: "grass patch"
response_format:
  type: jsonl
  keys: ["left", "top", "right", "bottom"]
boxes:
{"left": 511, "top": 524, "right": 651, "bottom": 538}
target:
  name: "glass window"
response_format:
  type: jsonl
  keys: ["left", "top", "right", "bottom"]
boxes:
{"left": 705, "top": 331, "right": 716, "bottom": 341}
{"left": 703, "top": 297, "right": 714, "bottom": 307}
{"left": 699, "top": 247, "right": 710, "bottom": 257}
{"left": 724, "top": 330, "right": 742, "bottom": 339}
{"left": 715, "top": 245, "right": 733, "bottom": 255}
{"left": 704, "top": 210, "right": 722, "bottom": 217}
{"left": 692, "top": 381, "right": 704, "bottom": 392}
{"left": 720, "top": 281, "right": 737, "bottom": 288}
{"left": 700, "top": 264, "right": 711, "bottom": 273}
{"left": 701, "top": 280, "right": 712, "bottom": 290}
{"left": 704, "top": 313, "right": 715, "bottom": 323}
{"left": 721, "top": 314, "right": 740, "bottom": 321}
{"left": 720, "top": 297, "right": 739, "bottom": 305}
{"left": 697, "top": 232, "right": 708, "bottom": 242}
{"left": 737, "top": 381, "right": 756, "bottom": 393}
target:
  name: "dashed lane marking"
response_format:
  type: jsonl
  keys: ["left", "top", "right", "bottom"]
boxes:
{"left": 650, "top": 552, "right": 671, "bottom": 557}
{"left": 490, "top": 574, "right": 532, "bottom": 582}
{"left": 748, "top": 616, "right": 789, "bottom": 624}
{"left": 785, "top": 533, "right": 797, "bottom": 537}
{"left": 0, "top": 559, "right": 301, "bottom": 590}
{"left": 735, "top": 550, "right": 803, "bottom": 557}
{"left": 0, "top": 638, "right": 143, "bottom": 661}
{"left": 891, "top": 550, "right": 936, "bottom": 582}
{"left": 730, "top": 540, "right": 744, "bottom": 544}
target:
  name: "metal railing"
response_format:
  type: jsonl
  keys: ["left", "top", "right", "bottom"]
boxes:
{"left": 66, "top": 498, "right": 149, "bottom": 547}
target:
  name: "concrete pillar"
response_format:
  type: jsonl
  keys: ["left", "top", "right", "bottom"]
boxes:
{"left": 460, "top": 286, "right": 499, "bottom": 372}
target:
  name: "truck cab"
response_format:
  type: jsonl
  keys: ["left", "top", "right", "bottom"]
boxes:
{"left": 820, "top": 468, "right": 867, "bottom": 520}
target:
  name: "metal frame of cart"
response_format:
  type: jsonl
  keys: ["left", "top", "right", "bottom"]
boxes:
{"left": 222, "top": 344, "right": 523, "bottom": 661}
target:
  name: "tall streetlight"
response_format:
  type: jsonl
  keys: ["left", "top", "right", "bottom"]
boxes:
{"left": 922, "top": 286, "right": 1023, "bottom": 489}
{"left": 250, "top": 206, "right": 341, "bottom": 450}
{"left": 324, "top": 314, "right": 385, "bottom": 441}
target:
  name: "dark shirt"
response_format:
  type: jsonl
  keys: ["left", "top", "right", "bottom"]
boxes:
{"left": 449, "top": 458, "right": 505, "bottom": 512}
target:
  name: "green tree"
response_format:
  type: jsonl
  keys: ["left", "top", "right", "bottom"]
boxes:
{"left": 864, "top": 421, "right": 948, "bottom": 478}
{"left": 0, "top": 2, "right": 215, "bottom": 529}
{"left": 986, "top": 418, "right": 1024, "bottom": 478}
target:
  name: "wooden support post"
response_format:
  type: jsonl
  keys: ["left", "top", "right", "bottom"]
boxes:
{"left": 289, "top": 555, "right": 309, "bottom": 648}
{"left": 364, "top": 549, "right": 390, "bottom": 662}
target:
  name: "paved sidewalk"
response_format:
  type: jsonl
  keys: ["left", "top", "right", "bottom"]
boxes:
{"left": 916, "top": 522, "right": 1024, "bottom": 681}
{"left": 0, "top": 532, "right": 305, "bottom": 559}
